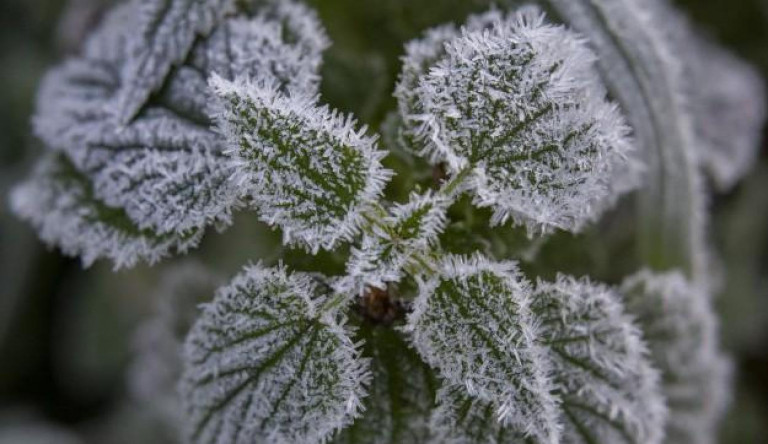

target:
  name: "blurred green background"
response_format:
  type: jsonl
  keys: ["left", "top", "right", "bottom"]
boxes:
{"left": 1, "top": 0, "right": 767, "bottom": 442}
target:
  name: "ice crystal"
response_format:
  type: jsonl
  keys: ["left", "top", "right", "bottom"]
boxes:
{"left": 181, "top": 264, "right": 368, "bottom": 444}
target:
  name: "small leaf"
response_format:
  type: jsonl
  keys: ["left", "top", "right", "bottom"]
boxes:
{"left": 332, "top": 326, "right": 437, "bottom": 444}
{"left": 405, "top": 254, "right": 560, "bottom": 443}
{"left": 531, "top": 275, "right": 666, "bottom": 444}
{"left": 396, "top": 7, "right": 637, "bottom": 235}
{"left": 211, "top": 75, "right": 392, "bottom": 253}
{"left": 622, "top": 270, "right": 732, "bottom": 444}
{"left": 181, "top": 264, "right": 368, "bottom": 444}
{"left": 343, "top": 192, "right": 449, "bottom": 294}
{"left": 116, "top": 0, "right": 237, "bottom": 122}
{"left": 10, "top": 154, "right": 201, "bottom": 269}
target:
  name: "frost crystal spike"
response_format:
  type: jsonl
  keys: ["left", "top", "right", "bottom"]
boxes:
{"left": 622, "top": 270, "right": 732, "bottom": 444}
{"left": 181, "top": 265, "right": 368, "bottom": 444}
{"left": 406, "top": 255, "right": 560, "bottom": 443}
{"left": 396, "top": 7, "right": 638, "bottom": 235}
{"left": 211, "top": 75, "right": 392, "bottom": 253}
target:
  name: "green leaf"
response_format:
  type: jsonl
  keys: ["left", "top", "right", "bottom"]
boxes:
{"left": 405, "top": 255, "right": 560, "bottom": 443}
{"left": 180, "top": 264, "right": 368, "bottom": 444}
{"left": 10, "top": 154, "right": 201, "bottom": 269}
{"left": 531, "top": 274, "right": 666, "bottom": 444}
{"left": 332, "top": 326, "right": 437, "bottom": 444}
{"left": 211, "top": 75, "right": 392, "bottom": 253}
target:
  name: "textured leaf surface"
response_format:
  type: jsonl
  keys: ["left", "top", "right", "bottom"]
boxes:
{"left": 181, "top": 265, "right": 367, "bottom": 444}
{"left": 211, "top": 76, "right": 392, "bottom": 252}
{"left": 622, "top": 270, "right": 731, "bottom": 444}
{"left": 396, "top": 7, "right": 637, "bottom": 235}
{"left": 10, "top": 154, "right": 200, "bottom": 269}
{"left": 531, "top": 275, "right": 666, "bottom": 444}
{"left": 116, "top": 0, "right": 237, "bottom": 122}
{"left": 406, "top": 255, "right": 560, "bottom": 443}
{"left": 332, "top": 327, "right": 437, "bottom": 444}
{"left": 129, "top": 262, "right": 222, "bottom": 431}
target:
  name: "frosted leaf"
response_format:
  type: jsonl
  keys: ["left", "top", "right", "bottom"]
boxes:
{"left": 405, "top": 254, "right": 560, "bottom": 443}
{"left": 342, "top": 192, "right": 449, "bottom": 294}
{"left": 116, "top": 0, "right": 237, "bottom": 122}
{"left": 621, "top": 270, "right": 732, "bottom": 444}
{"left": 129, "top": 261, "right": 222, "bottom": 432}
{"left": 427, "top": 386, "right": 527, "bottom": 444}
{"left": 9, "top": 154, "right": 202, "bottom": 269}
{"left": 397, "top": 7, "right": 636, "bottom": 235}
{"left": 331, "top": 327, "right": 436, "bottom": 444}
{"left": 531, "top": 275, "right": 666, "bottom": 444}
{"left": 687, "top": 38, "right": 766, "bottom": 191}
{"left": 181, "top": 264, "right": 368, "bottom": 444}
{"left": 211, "top": 75, "right": 392, "bottom": 253}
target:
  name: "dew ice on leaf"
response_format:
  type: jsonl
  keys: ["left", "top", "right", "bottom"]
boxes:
{"left": 531, "top": 275, "right": 666, "bottom": 444}
{"left": 181, "top": 264, "right": 368, "bottom": 444}
{"left": 405, "top": 254, "right": 560, "bottom": 443}
{"left": 10, "top": 154, "right": 201, "bottom": 269}
{"left": 332, "top": 326, "right": 437, "bottom": 444}
{"left": 622, "top": 270, "right": 731, "bottom": 444}
{"left": 211, "top": 76, "right": 392, "bottom": 253}
{"left": 396, "top": 7, "right": 637, "bottom": 235}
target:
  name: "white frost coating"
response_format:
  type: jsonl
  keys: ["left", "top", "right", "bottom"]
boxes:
{"left": 532, "top": 275, "right": 666, "bottom": 444}
{"left": 405, "top": 254, "right": 561, "bottom": 443}
{"left": 116, "top": 0, "right": 237, "bottom": 122}
{"left": 10, "top": 154, "right": 202, "bottom": 269}
{"left": 129, "top": 261, "right": 222, "bottom": 433}
{"left": 180, "top": 264, "right": 369, "bottom": 444}
{"left": 687, "top": 37, "right": 766, "bottom": 191}
{"left": 622, "top": 270, "right": 732, "bottom": 444}
{"left": 211, "top": 75, "right": 393, "bottom": 253}
{"left": 397, "top": 7, "right": 638, "bottom": 235}
{"left": 342, "top": 192, "right": 449, "bottom": 295}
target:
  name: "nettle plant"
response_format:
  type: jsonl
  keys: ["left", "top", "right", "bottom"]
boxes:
{"left": 10, "top": 0, "right": 766, "bottom": 443}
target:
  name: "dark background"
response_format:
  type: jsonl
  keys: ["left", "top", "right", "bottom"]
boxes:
{"left": 1, "top": 0, "right": 767, "bottom": 442}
